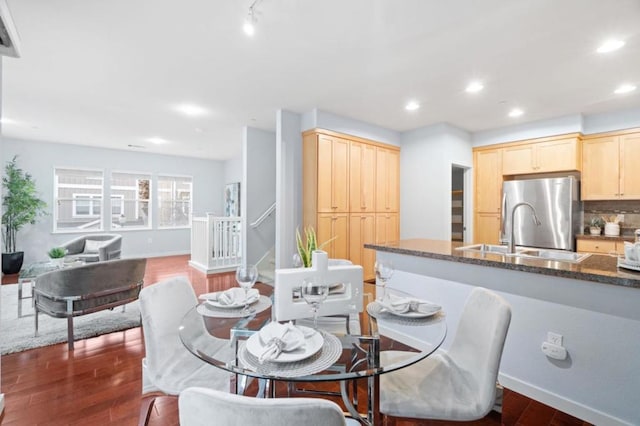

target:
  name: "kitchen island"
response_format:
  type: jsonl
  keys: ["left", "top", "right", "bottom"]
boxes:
{"left": 365, "top": 239, "right": 640, "bottom": 426}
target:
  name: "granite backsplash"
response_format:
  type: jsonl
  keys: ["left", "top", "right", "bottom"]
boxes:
{"left": 583, "top": 200, "right": 640, "bottom": 237}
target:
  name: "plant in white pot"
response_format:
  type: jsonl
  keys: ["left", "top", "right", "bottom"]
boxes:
{"left": 2, "top": 156, "right": 47, "bottom": 274}
{"left": 589, "top": 217, "right": 605, "bottom": 235}
{"left": 47, "top": 247, "right": 67, "bottom": 268}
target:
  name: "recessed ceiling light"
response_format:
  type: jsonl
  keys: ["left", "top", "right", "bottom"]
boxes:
{"left": 508, "top": 108, "right": 524, "bottom": 118}
{"left": 145, "top": 137, "right": 169, "bottom": 145}
{"left": 614, "top": 84, "right": 636, "bottom": 94}
{"left": 405, "top": 101, "right": 420, "bottom": 111}
{"left": 597, "top": 39, "right": 625, "bottom": 53}
{"left": 465, "top": 81, "right": 484, "bottom": 93}
{"left": 0, "top": 117, "right": 17, "bottom": 125}
{"left": 174, "top": 103, "right": 209, "bottom": 117}
{"left": 243, "top": 18, "right": 255, "bottom": 36}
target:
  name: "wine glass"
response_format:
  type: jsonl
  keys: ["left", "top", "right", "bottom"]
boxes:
{"left": 301, "top": 276, "right": 329, "bottom": 330}
{"left": 235, "top": 264, "right": 258, "bottom": 313}
{"left": 374, "top": 260, "right": 394, "bottom": 301}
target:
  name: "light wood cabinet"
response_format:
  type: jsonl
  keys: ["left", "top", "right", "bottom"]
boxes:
{"left": 576, "top": 239, "right": 624, "bottom": 255}
{"left": 582, "top": 132, "right": 640, "bottom": 200}
{"left": 349, "top": 141, "right": 376, "bottom": 212}
{"left": 304, "top": 129, "right": 400, "bottom": 275}
{"left": 502, "top": 137, "right": 580, "bottom": 175}
{"left": 474, "top": 148, "right": 502, "bottom": 213}
{"left": 349, "top": 213, "right": 376, "bottom": 280}
{"left": 316, "top": 135, "right": 349, "bottom": 212}
{"left": 316, "top": 213, "right": 349, "bottom": 259}
{"left": 375, "top": 147, "right": 400, "bottom": 212}
{"left": 375, "top": 213, "right": 399, "bottom": 245}
{"left": 475, "top": 213, "right": 501, "bottom": 245}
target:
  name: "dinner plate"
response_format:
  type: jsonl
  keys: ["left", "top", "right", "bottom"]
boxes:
{"left": 205, "top": 294, "right": 260, "bottom": 309}
{"left": 378, "top": 300, "right": 442, "bottom": 318}
{"left": 245, "top": 325, "right": 324, "bottom": 363}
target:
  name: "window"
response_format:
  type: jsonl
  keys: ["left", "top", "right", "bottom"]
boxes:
{"left": 54, "top": 168, "right": 103, "bottom": 231}
{"left": 158, "top": 175, "right": 192, "bottom": 228}
{"left": 110, "top": 171, "right": 151, "bottom": 229}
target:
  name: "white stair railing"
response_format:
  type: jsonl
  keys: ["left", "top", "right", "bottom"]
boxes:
{"left": 189, "top": 214, "right": 242, "bottom": 274}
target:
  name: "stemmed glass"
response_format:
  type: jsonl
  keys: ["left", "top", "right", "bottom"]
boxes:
{"left": 374, "top": 260, "right": 394, "bottom": 302}
{"left": 301, "top": 276, "right": 329, "bottom": 330}
{"left": 235, "top": 264, "right": 258, "bottom": 314}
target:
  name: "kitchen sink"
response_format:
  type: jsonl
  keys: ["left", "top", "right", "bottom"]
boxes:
{"left": 517, "top": 249, "right": 591, "bottom": 263}
{"left": 456, "top": 244, "right": 591, "bottom": 263}
{"left": 455, "top": 244, "right": 522, "bottom": 255}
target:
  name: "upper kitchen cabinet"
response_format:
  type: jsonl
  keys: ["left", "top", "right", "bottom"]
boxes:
{"left": 303, "top": 132, "right": 349, "bottom": 214}
{"left": 474, "top": 147, "right": 502, "bottom": 213}
{"left": 502, "top": 134, "right": 581, "bottom": 175}
{"left": 349, "top": 141, "right": 376, "bottom": 212}
{"left": 375, "top": 146, "right": 400, "bottom": 212}
{"left": 582, "top": 130, "right": 640, "bottom": 200}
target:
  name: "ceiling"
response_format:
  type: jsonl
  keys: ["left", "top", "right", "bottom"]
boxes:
{"left": 2, "top": 0, "right": 640, "bottom": 160}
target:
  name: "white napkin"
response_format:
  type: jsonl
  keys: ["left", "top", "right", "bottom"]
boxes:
{"left": 379, "top": 293, "right": 441, "bottom": 315}
{"left": 199, "top": 288, "right": 260, "bottom": 306}
{"left": 257, "top": 322, "right": 305, "bottom": 363}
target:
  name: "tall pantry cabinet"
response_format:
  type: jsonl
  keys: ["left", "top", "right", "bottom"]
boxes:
{"left": 303, "top": 129, "right": 400, "bottom": 280}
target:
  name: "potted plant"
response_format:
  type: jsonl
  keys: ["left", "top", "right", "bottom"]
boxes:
{"left": 2, "top": 156, "right": 47, "bottom": 274}
{"left": 589, "top": 217, "right": 605, "bottom": 236}
{"left": 295, "top": 226, "right": 336, "bottom": 267}
{"left": 47, "top": 247, "right": 67, "bottom": 268}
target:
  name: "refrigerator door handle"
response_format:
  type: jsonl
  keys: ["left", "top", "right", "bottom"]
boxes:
{"left": 500, "top": 192, "right": 507, "bottom": 241}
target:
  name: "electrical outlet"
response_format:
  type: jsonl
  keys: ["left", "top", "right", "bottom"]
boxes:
{"left": 547, "top": 332, "right": 563, "bottom": 346}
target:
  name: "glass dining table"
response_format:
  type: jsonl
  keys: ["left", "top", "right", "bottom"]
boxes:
{"left": 179, "top": 289, "right": 447, "bottom": 425}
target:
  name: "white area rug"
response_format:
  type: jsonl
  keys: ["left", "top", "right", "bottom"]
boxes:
{"left": 0, "top": 283, "right": 141, "bottom": 355}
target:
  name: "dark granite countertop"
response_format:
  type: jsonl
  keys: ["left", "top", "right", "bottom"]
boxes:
{"left": 364, "top": 239, "right": 640, "bottom": 289}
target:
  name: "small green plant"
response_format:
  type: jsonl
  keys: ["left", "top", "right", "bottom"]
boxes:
{"left": 589, "top": 217, "right": 605, "bottom": 228}
{"left": 48, "top": 247, "right": 67, "bottom": 259}
{"left": 295, "top": 226, "right": 337, "bottom": 267}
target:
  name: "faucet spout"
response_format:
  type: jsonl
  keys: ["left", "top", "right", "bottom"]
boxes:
{"left": 508, "top": 202, "right": 541, "bottom": 253}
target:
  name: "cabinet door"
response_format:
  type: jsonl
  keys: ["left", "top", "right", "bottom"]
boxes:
{"left": 474, "top": 149, "right": 502, "bottom": 213}
{"left": 375, "top": 213, "right": 399, "bottom": 245}
{"left": 620, "top": 133, "right": 640, "bottom": 199}
{"left": 576, "top": 239, "right": 618, "bottom": 255}
{"left": 375, "top": 148, "right": 400, "bottom": 212}
{"left": 317, "top": 213, "right": 349, "bottom": 259}
{"left": 502, "top": 145, "right": 534, "bottom": 175}
{"left": 349, "top": 142, "right": 376, "bottom": 212}
{"left": 349, "top": 213, "right": 376, "bottom": 280}
{"left": 582, "top": 136, "right": 620, "bottom": 200}
{"left": 536, "top": 138, "right": 580, "bottom": 173}
{"left": 317, "top": 136, "right": 349, "bottom": 212}
{"left": 474, "top": 213, "right": 501, "bottom": 245}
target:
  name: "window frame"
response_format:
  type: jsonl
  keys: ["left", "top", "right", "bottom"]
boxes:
{"left": 110, "top": 170, "right": 152, "bottom": 231}
{"left": 53, "top": 167, "right": 104, "bottom": 233}
{"left": 157, "top": 174, "right": 193, "bottom": 230}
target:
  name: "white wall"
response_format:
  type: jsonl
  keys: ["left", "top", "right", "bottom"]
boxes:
{"left": 302, "top": 108, "right": 402, "bottom": 146}
{"left": 583, "top": 106, "right": 640, "bottom": 135}
{"left": 223, "top": 156, "right": 242, "bottom": 190}
{"left": 400, "top": 123, "right": 473, "bottom": 240}
{"left": 3, "top": 137, "right": 225, "bottom": 263}
{"left": 242, "top": 127, "right": 276, "bottom": 265}
{"left": 472, "top": 114, "right": 584, "bottom": 147}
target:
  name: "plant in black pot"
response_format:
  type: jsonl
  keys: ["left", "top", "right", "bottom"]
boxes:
{"left": 2, "top": 156, "right": 47, "bottom": 274}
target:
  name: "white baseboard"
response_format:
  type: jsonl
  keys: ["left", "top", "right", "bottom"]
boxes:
{"left": 499, "top": 373, "right": 631, "bottom": 426}
{"left": 0, "top": 393, "right": 5, "bottom": 415}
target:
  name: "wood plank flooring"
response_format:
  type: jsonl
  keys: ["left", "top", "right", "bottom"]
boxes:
{"left": 1, "top": 255, "right": 591, "bottom": 425}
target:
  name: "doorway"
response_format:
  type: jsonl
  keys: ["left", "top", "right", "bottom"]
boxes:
{"left": 451, "top": 165, "right": 467, "bottom": 242}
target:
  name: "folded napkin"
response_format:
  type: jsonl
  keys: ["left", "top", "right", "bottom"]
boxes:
{"left": 199, "top": 288, "right": 260, "bottom": 306}
{"left": 379, "top": 293, "right": 441, "bottom": 315}
{"left": 257, "top": 322, "right": 305, "bottom": 363}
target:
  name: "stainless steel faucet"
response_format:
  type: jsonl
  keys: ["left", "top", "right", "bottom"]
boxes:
{"left": 508, "top": 202, "right": 542, "bottom": 253}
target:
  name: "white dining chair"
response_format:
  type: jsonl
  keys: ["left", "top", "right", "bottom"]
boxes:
{"left": 138, "top": 276, "right": 232, "bottom": 426}
{"left": 179, "top": 387, "right": 352, "bottom": 426}
{"left": 379, "top": 287, "right": 512, "bottom": 424}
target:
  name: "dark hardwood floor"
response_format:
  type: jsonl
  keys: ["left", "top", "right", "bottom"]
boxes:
{"left": 0, "top": 255, "right": 591, "bottom": 425}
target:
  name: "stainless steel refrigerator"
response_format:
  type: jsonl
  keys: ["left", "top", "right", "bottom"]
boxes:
{"left": 500, "top": 176, "right": 580, "bottom": 251}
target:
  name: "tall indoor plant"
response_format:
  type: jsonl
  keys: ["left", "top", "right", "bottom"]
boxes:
{"left": 2, "top": 156, "right": 47, "bottom": 274}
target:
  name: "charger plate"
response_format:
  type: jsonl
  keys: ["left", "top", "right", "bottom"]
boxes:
{"left": 196, "top": 295, "right": 272, "bottom": 318}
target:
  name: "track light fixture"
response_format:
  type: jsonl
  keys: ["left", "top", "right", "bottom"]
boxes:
{"left": 243, "top": 0, "right": 262, "bottom": 37}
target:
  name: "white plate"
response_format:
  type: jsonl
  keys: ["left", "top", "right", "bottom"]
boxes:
{"left": 378, "top": 301, "right": 442, "bottom": 318}
{"left": 245, "top": 325, "right": 324, "bottom": 363}
{"left": 205, "top": 294, "right": 259, "bottom": 309}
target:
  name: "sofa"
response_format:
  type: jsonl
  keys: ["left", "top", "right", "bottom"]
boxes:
{"left": 33, "top": 257, "right": 147, "bottom": 350}
{"left": 60, "top": 233, "right": 122, "bottom": 262}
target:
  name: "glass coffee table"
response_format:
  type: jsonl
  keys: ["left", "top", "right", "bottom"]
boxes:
{"left": 17, "top": 259, "right": 84, "bottom": 317}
